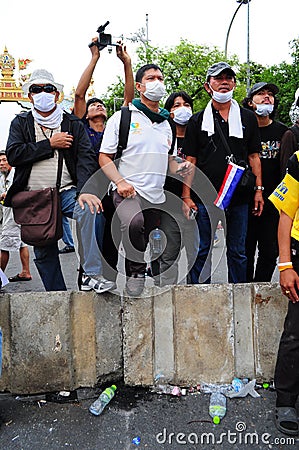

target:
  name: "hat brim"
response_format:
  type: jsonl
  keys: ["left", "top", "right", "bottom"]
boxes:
{"left": 207, "top": 68, "right": 236, "bottom": 81}
{"left": 22, "top": 78, "right": 64, "bottom": 95}
{"left": 251, "top": 83, "right": 279, "bottom": 96}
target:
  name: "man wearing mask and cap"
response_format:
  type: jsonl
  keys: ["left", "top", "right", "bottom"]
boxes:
{"left": 5, "top": 69, "right": 115, "bottom": 293}
{"left": 242, "top": 82, "right": 288, "bottom": 282}
{"left": 182, "top": 61, "right": 263, "bottom": 284}
{"left": 99, "top": 64, "right": 190, "bottom": 296}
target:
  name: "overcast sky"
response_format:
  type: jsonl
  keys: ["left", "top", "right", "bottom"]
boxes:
{"left": 0, "top": 0, "right": 298, "bottom": 147}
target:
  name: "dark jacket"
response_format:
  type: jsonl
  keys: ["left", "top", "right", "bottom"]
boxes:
{"left": 4, "top": 110, "right": 98, "bottom": 206}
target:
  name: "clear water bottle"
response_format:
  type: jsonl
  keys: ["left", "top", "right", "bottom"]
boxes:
{"left": 89, "top": 384, "right": 117, "bottom": 416}
{"left": 151, "top": 228, "right": 162, "bottom": 255}
{"left": 209, "top": 392, "right": 227, "bottom": 424}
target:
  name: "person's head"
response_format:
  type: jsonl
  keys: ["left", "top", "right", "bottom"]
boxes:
{"left": 164, "top": 91, "right": 193, "bottom": 126}
{"left": 85, "top": 97, "right": 107, "bottom": 122}
{"left": 22, "top": 69, "right": 63, "bottom": 115}
{"left": 242, "top": 82, "right": 279, "bottom": 119}
{"left": 0, "top": 151, "right": 11, "bottom": 174}
{"left": 289, "top": 87, "right": 299, "bottom": 125}
{"left": 204, "top": 62, "right": 236, "bottom": 103}
{"left": 135, "top": 64, "right": 166, "bottom": 102}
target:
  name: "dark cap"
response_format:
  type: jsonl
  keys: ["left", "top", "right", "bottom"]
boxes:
{"left": 206, "top": 62, "right": 236, "bottom": 80}
{"left": 0, "top": 150, "right": 6, "bottom": 156}
{"left": 86, "top": 97, "right": 105, "bottom": 109}
{"left": 248, "top": 82, "right": 279, "bottom": 97}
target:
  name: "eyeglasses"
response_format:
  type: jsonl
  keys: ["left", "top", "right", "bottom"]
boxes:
{"left": 29, "top": 84, "right": 57, "bottom": 94}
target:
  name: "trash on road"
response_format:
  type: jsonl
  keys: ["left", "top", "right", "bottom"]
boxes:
{"left": 89, "top": 384, "right": 117, "bottom": 416}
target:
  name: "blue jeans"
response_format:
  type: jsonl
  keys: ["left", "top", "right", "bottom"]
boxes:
{"left": 190, "top": 203, "right": 248, "bottom": 284}
{"left": 62, "top": 216, "right": 74, "bottom": 247}
{"left": 33, "top": 187, "right": 105, "bottom": 291}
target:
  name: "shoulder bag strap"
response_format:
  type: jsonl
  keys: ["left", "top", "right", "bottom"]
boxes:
{"left": 56, "top": 151, "right": 64, "bottom": 190}
{"left": 214, "top": 117, "right": 233, "bottom": 159}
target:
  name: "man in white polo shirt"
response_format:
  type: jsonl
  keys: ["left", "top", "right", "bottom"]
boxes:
{"left": 99, "top": 64, "right": 190, "bottom": 296}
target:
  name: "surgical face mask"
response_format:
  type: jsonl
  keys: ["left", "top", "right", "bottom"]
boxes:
{"left": 253, "top": 102, "right": 274, "bottom": 117}
{"left": 173, "top": 106, "right": 192, "bottom": 125}
{"left": 209, "top": 85, "right": 234, "bottom": 103}
{"left": 32, "top": 92, "right": 56, "bottom": 112}
{"left": 142, "top": 80, "right": 166, "bottom": 101}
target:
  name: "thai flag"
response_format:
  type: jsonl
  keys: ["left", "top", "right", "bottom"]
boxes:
{"left": 214, "top": 162, "right": 245, "bottom": 210}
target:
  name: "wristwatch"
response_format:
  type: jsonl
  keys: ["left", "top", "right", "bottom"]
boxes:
{"left": 254, "top": 186, "right": 264, "bottom": 191}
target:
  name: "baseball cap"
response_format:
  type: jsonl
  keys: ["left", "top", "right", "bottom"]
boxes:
{"left": 248, "top": 82, "right": 279, "bottom": 97}
{"left": 206, "top": 62, "right": 236, "bottom": 80}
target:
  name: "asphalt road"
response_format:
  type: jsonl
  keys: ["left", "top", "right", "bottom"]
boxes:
{"left": 1, "top": 227, "right": 289, "bottom": 450}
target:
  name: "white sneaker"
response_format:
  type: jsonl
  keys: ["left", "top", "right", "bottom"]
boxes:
{"left": 81, "top": 275, "right": 115, "bottom": 294}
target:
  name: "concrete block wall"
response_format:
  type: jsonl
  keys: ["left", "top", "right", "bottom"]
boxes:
{"left": 0, "top": 283, "right": 289, "bottom": 394}
{"left": 123, "top": 283, "right": 288, "bottom": 386}
{"left": 0, "top": 291, "right": 122, "bottom": 394}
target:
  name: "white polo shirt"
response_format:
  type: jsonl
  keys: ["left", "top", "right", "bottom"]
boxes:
{"left": 100, "top": 103, "right": 172, "bottom": 204}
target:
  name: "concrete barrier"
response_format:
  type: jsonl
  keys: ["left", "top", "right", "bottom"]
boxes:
{"left": 0, "top": 283, "right": 288, "bottom": 394}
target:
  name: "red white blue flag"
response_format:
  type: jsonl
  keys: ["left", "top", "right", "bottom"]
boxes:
{"left": 214, "top": 162, "right": 245, "bottom": 210}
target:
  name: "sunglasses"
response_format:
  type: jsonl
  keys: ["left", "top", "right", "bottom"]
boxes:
{"left": 29, "top": 84, "right": 57, "bottom": 94}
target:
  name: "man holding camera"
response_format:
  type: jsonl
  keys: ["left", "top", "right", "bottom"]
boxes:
{"left": 73, "top": 36, "right": 134, "bottom": 286}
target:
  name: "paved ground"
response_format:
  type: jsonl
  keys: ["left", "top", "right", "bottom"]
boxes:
{"left": 0, "top": 385, "right": 298, "bottom": 450}
{"left": 0, "top": 228, "right": 289, "bottom": 450}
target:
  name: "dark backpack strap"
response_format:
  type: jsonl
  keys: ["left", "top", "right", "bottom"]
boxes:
{"left": 115, "top": 106, "right": 132, "bottom": 164}
{"left": 289, "top": 125, "right": 299, "bottom": 147}
{"left": 168, "top": 118, "right": 177, "bottom": 154}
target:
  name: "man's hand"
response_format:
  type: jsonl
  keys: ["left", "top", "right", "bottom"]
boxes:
{"left": 280, "top": 268, "right": 299, "bottom": 303}
{"left": 251, "top": 191, "right": 264, "bottom": 216}
{"left": 182, "top": 197, "right": 197, "bottom": 220}
{"left": 116, "top": 42, "right": 131, "bottom": 65}
{"left": 78, "top": 193, "right": 103, "bottom": 214}
{"left": 90, "top": 37, "right": 101, "bottom": 59}
{"left": 50, "top": 132, "right": 73, "bottom": 149}
{"left": 116, "top": 180, "right": 136, "bottom": 198}
{"left": 176, "top": 161, "right": 193, "bottom": 178}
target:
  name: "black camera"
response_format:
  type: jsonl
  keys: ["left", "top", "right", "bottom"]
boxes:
{"left": 89, "top": 21, "right": 118, "bottom": 52}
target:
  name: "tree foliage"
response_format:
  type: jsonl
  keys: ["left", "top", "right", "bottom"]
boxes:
{"left": 102, "top": 37, "right": 299, "bottom": 125}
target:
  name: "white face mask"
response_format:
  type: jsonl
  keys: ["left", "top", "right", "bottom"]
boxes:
{"left": 142, "top": 80, "right": 166, "bottom": 101}
{"left": 209, "top": 85, "right": 234, "bottom": 103}
{"left": 32, "top": 92, "right": 56, "bottom": 112}
{"left": 253, "top": 102, "right": 274, "bottom": 117}
{"left": 173, "top": 106, "right": 192, "bottom": 125}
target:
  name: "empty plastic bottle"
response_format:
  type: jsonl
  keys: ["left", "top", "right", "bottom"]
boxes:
{"left": 151, "top": 228, "right": 162, "bottom": 255}
{"left": 209, "top": 392, "right": 227, "bottom": 424}
{"left": 89, "top": 384, "right": 117, "bottom": 416}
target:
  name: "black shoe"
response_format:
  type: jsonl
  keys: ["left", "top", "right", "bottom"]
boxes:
{"left": 59, "top": 245, "right": 75, "bottom": 254}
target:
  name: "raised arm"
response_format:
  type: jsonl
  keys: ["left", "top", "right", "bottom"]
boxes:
{"left": 116, "top": 43, "right": 134, "bottom": 106}
{"left": 74, "top": 37, "right": 100, "bottom": 119}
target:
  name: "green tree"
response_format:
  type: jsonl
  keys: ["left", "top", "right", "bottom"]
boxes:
{"left": 102, "top": 37, "right": 299, "bottom": 124}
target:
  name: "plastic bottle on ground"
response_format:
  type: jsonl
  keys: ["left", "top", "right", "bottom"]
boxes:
{"left": 209, "top": 391, "right": 227, "bottom": 424}
{"left": 89, "top": 384, "right": 117, "bottom": 416}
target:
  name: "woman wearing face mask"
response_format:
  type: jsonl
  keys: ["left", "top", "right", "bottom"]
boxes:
{"left": 242, "top": 82, "right": 288, "bottom": 282}
{"left": 154, "top": 91, "right": 199, "bottom": 286}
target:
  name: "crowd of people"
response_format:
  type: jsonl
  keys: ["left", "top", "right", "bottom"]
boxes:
{"left": 0, "top": 42, "right": 298, "bottom": 435}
